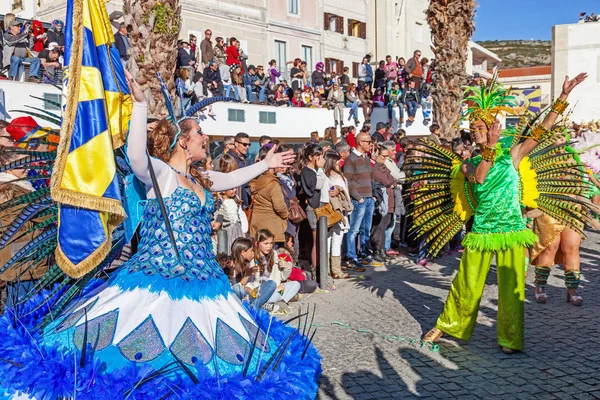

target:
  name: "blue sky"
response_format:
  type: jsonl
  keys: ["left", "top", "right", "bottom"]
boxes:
{"left": 473, "top": 0, "right": 599, "bottom": 41}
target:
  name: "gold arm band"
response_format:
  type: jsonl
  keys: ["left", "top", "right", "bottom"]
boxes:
{"left": 481, "top": 145, "right": 496, "bottom": 162}
{"left": 468, "top": 173, "right": 477, "bottom": 183}
{"left": 531, "top": 124, "right": 551, "bottom": 142}
{"left": 551, "top": 98, "right": 569, "bottom": 115}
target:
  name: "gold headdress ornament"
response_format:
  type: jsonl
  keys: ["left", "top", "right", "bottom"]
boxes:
{"left": 460, "top": 71, "right": 522, "bottom": 127}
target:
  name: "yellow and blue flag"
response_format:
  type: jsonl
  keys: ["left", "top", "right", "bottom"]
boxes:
{"left": 51, "top": 0, "right": 132, "bottom": 278}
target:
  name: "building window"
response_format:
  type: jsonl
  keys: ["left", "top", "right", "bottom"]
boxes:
{"left": 348, "top": 19, "right": 366, "bottom": 39}
{"left": 352, "top": 62, "right": 359, "bottom": 78}
{"left": 288, "top": 0, "right": 298, "bottom": 15}
{"left": 259, "top": 111, "right": 277, "bottom": 124}
{"left": 302, "top": 46, "right": 313, "bottom": 72}
{"left": 12, "top": 0, "right": 24, "bottom": 11}
{"left": 274, "top": 40, "right": 287, "bottom": 79}
{"left": 228, "top": 109, "right": 245, "bottom": 122}
{"left": 415, "top": 22, "right": 423, "bottom": 43}
{"left": 43, "top": 93, "right": 61, "bottom": 111}
{"left": 325, "top": 58, "right": 344, "bottom": 75}
{"left": 324, "top": 13, "right": 344, "bottom": 34}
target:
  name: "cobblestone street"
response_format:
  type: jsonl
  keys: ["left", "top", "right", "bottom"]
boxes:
{"left": 306, "top": 231, "right": 600, "bottom": 399}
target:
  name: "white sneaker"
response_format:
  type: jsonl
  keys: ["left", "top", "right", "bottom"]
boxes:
{"left": 262, "top": 303, "right": 279, "bottom": 312}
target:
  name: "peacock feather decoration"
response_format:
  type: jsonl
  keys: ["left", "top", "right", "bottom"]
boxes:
{"left": 404, "top": 141, "right": 475, "bottom": 257}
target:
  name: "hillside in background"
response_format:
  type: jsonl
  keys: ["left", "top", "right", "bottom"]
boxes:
{"left": 476, "top": 40, "right": 551, "bottom": 68}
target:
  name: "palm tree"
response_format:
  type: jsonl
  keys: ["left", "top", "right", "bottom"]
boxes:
{"left": 426, "top": 0, "right": 477, "bottom": 138}
{"left": 122, "top": 0, "right": 181, "bottom": 118}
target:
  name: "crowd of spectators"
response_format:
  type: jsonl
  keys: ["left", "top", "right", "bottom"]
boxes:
{"left": 199, "top": 120, "right": 480, "bottom": 312}
{"left": 0, "top": 14, "right": 64, "bottom": 83}
{"left": 1, "top": 15, "right": 435, "bottom": 132}
{"left": 171, "top": 29, "right": 434, "bottom": 128}
{"left": 578, "top": 12, "right": 600, "bottom": 23}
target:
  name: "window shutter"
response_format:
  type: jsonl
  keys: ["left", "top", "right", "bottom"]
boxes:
{"left": 336, "top": 16, "right": 344, "bottom": 34}
{"left": 352, "top": 62, "right": 359, "bottom": 78}
{"left": 325, "top": 58, "right": 331, "bottom": 73}
{"left": 336, "top": 60, "right": 343, "bottom": 74}
{"left": 360, "top": 22, "right": 367, "bottom": 39}
{"left": 348, "top": 19, "right": 353, "bottom": 36}
{"left": 324, "top": 13, "right": 330, "bottom": 30}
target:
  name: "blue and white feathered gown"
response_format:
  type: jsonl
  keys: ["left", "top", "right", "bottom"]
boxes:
{"left": 44, "top": 186, "right": 272, "bottom": 374}
{"left": 0, "top": 103, "right": 320, "bottom": 399}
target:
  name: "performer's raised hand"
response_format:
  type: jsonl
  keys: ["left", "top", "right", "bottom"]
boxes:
{"left": 487, "top": 119, "right": 501, "bottom": 147}
{"left": 263, "top": 146, "right": 295, "bottom": 169}
{"left": 124, "top": 69, "right": 146, "bottom": 103}
{"left": 562, "top": 73, "right": 587, "bottom": 96}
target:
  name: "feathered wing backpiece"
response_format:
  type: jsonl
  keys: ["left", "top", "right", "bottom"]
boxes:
{"left": 404, "top": 140, "right": 475, "bottom": 257}
{"left": 519, "top": 131, "right": 599, "bottom": 236}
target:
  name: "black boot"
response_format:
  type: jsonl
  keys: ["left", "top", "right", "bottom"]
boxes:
{"left": 374, "top": 250, "right": 386, "bottom": 263}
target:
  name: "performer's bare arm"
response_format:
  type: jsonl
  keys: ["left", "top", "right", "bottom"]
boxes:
{"left": 124, "top": 70, "right": 295, "bottom": 194}
{"left": 512, "top": 73, "right": 588, "bottom": 168}
{"left": 466, "top": 120, "right": 501, "bottom": 184}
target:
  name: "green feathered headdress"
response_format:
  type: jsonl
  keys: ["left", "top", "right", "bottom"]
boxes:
{"left": 460, "top": 72, "right": 523, "bottom": 127}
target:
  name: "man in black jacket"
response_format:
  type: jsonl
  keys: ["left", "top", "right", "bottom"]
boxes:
{"left": 229, "top": 132, "right": 252, "bottom": 209}
{"left": 177, "top": 41, "right": 196, "bottom": 77}
{"left": 114, "top": 23, "right": 130, "bottom": 70}
{"left": 202, "top": 60, "right": 223, "bottom": 96}
{"left": 401, "top": 80, "right": 421, "bottom": 125}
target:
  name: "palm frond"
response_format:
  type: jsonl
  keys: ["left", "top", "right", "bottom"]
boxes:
{"left": 9, "top": 110, "right": 61, "bottom": 126}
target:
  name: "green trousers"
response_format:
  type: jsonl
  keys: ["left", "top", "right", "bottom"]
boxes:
{"left": 436, "top": 246, "right": 526, "bottom": 351}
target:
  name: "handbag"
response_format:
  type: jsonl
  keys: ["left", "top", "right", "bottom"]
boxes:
{"left": 243, "top": 199, "right": 254, "bottom": 227}
{"left": 288, "top": 197, "right": 307, "bottom": 224}
{"left": 313, "top": 203, "right": 343, "bottom": 227}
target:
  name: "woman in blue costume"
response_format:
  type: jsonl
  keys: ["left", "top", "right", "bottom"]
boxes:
{"left": 0, "top": 75, "right": 321, "bottom": 399}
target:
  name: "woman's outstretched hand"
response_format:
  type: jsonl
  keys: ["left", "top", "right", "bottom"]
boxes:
{"left": 124, "top": 69, "right": 146, "bottom": 103}
{"left": 264, "top": 146, "right": 296, "bottom": 169}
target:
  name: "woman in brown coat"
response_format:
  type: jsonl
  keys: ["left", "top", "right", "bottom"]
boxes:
{"left": 249, "top": 147, "right": 289, "bottom": 243}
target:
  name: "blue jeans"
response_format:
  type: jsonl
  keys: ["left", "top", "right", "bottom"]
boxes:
{"left": 386, "top": 79, "right": 395, "bottom": 92}
{"left": 406, "top": 100, "right": 418, "bottom": 118}
{"left": 245, "top": 85, "right": 266, "bottom": 102}
{"left": 384, "top": 215, "right": 397, "bottom": 250}
{"left": 10, "top": 56, "right": 41, "bottom": 79}
{"left": 347, "top": 101, "right": 359, "bottom": 120}
{"left": 346, "top": 197, "right": 375, "bottom": 260}
{"left": 232, "top": 280, "right": 276, "bottom": 309}
{"left": 422, "top": 99, "right": 432, "bottom": 120}
{"left": 417, "top": 236, "right": 430, "bottom": 262}
{"left": 225, "top": 84, "right": 240, "bottom": 100}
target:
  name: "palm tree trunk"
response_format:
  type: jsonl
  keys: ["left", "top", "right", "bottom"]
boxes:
{"left": 426, "top": 0, "right": 477, "bottom": 138}
{"left": 123, "top": 0, "right": 181, "bottom": 118}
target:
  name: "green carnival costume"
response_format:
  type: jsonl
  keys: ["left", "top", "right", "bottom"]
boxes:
{"left": 436, "top": 146, "right": 536, "bottom": 350}
{"left": 406, "top": 76, "right": 596, "bottom": 350}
